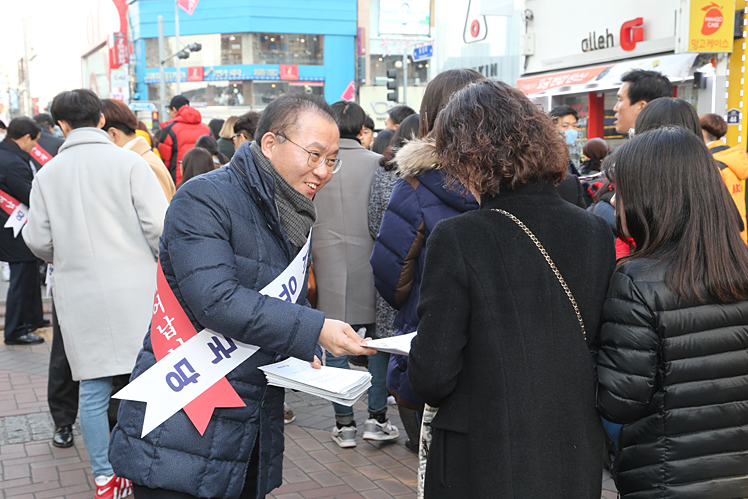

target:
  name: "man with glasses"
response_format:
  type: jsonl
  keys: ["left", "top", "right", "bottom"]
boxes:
{"left": 110, "top": 93, "right": 374, "bottom": 499}
{"left": 232, "top": 111, "right": 261, "bottom": 152}
{"left": 312, "top": 100, "right": 400, "bottom": 448}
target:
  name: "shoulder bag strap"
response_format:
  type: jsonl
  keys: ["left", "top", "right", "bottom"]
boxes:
{"left": 491, "top": 208, "right": 587, "bottom": 341}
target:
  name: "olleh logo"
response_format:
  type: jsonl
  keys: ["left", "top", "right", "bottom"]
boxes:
{"left": 701, "top": 2, "right": 724, "bottom": 35}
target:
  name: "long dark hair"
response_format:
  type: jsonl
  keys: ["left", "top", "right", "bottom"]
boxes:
{"left": 418, "top": 68, "right": 484, "bottom": 138}
{"left": 634, "top": 97, "right": 702, "bottom": 137}
{"left": 613, "top": 126, "right": 748, "bottom": 302}
{"left": 177, "top": 147, "right": 215, "bottom": 190}
{"left": 380, "top": 114, "right": 420, "bottom": 171}
{"left": 195, "top": 135, "right": 230, "bottom": 164}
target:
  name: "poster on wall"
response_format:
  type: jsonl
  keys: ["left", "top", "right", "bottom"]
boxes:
{"left": 379, "top": 0, "right": 431, "bottom": 36}
{"left": 687, "top": 0, "right": 736, "bottom": 53}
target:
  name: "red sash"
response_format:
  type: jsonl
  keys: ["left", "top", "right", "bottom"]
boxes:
{"left": 30, "top": 144, "right": 53, "bottom": 166}
{"left": 0, "top": 188, "right": 22, "bottom": 216}
{"left": 150, "top": 261, "right": 245, "bottom": 435}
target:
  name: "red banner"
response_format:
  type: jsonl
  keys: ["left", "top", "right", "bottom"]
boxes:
{"left": 30, "top": 143, "right": 53, "bottom": 167}
{"left": 150, "top": 261, "right": 244, "bottom": 435}
{"left": 0, "top": 188, "right": 21, "bottom": 216}
{"left": 109, "top": 32, "right": 129, "bottom": 70}
{"left": 177, "top": 0, "right": 200, "bottom": 15}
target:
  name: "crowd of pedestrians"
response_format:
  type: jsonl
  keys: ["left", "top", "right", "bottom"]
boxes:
{"left": 1, "top": 65, "right": 748, "bottom": 499}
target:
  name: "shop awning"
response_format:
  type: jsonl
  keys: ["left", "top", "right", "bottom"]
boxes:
{"left": 516, "top": 53, "right": 698, "bottom": 96}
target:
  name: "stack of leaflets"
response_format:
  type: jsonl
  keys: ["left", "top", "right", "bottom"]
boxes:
{"left": 259, "top": 357, "right": 372, "bottom": 406}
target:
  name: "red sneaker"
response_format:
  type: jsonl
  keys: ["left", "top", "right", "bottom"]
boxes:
{"left": 94, "top": 474, "right": 133, "bottom": 499}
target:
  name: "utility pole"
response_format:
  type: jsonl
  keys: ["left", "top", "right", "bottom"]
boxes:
{"left": 402, "top": 52, "right": 408, "bottom": 106}
{"left": 158, "top": 15, "right": 166, "bottom": 122}
{"left": 175, "top": 0, "right": 181, "bottom": 95}
{"left": 22, "top": 16, "right": 33, "bottom": 116}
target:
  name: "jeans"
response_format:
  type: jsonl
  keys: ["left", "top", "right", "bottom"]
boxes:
{"left": 326, "top": 323, "right": 390, "bottom": 425}
{"left": 79, "top": 377, "right": 115, "bottom": 477}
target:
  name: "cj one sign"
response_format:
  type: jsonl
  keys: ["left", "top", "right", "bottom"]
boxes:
{"left": 581, "top": 18, "right": 644, "bottom": 53}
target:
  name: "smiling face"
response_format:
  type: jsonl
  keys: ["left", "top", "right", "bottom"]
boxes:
{"left": 260, "top": 110, "right": 339, "bottom": 199}
{"left": 613, "top": 82, "right": 647, "bottom": 135}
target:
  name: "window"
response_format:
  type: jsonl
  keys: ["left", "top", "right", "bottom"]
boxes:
{"left": 221, "top": 34, "right": 243, "bottom": 65}
{"left": 254, "top": 34, "right": 323, "bottom": 65}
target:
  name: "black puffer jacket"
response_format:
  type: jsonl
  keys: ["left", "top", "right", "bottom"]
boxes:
{"left": 597, "top": 258, "right": 748, "bottom": 499}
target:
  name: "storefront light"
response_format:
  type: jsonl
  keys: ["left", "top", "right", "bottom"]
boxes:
{"left": 271, "top": 83, "right": 276, "bottom": 88}
{"left": 301, "top": 39, "right": 305, "bottom": 43}
{"left": 271, "top": 37, "right": 275, "bottom": 42}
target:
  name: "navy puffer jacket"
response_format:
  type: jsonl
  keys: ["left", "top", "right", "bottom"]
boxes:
{"left": 109, "top": 142, "right": 324, "bottom": 498}
{"left": 370, "top": 139, "right": 478, "bottom": 406}
{"left": 597, "top": 258, "right": 748, "bottom": 499}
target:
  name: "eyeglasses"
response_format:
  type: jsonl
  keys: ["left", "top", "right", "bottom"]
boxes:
{"left": 276, "top": 133, "right": 342, "bottom": 174}
{"left": 232, "top": 133, "right": 247, "bottom": 143}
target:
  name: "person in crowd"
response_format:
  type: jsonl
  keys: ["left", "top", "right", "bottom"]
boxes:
{"left": 136, "top": 120, "right": 160, "bottom": 158}
{"left": 0, "top": 120, "right": 6, "bottom": 136}
{"left": 311, "top": 100, "right": 398, "bottom": 448}
{"left": 370, "top": 129, "right": 395, "bottom": 155}
{"left": 176, "top": 146, "right": 217, "bottom": 189}
{"left": 217, "top": 116, "right": 238, "bottom": 158}
{"left": 549, "top": 105, "right": 578, "bottom": 146}
{"left": 385, "top": 105, "right": 416, "bottom": 130}
{"left": 613, "top": 69, "right": 673, "bottom": 136}
{"left": 195, "top": 134, "right": 230, "bottom": 166}
{"left": 701, "top": 112, "right": 748, "bottom": 243}
{"left": 408, "top": 78, "right": 615, "bottom": 498}
{"left": 360, "top": 114, "right": 375, "bottom": 150}
{"left": 23, "top": 89, "right": 168, "bottom": 499}
{"left": 0, "top": 117, "right": 44, "bottom": 346}
{"left": 596, "top": 126, "right": 748, "bottom": 499}
{"left": 158, "top": 95, "right": 211, "bottom": 185}
{"left": 31, "top": 113, "right": 65, "bottom": 171}
{"left": 208, "top": 118, "right": 224, "bottom": 140}
{"left": 547, "top": 105, "right": 587, "bottom": 204}
{"left": 101, "top": 99, "right": 176, "bottom": 203}
{"left": 580, "top": 137, "right": 608, "bottom": 175}
{"left": 232, "top": 111, "right": 261, "bottom": 151}
{"left": 109, "top": 93, "right": 374, "bottom": 499}
{"left": 370, "top": 68, "right": 483, "bottom": 442}
{"left": 368, "top": 113, "right": 419, "bottom": 451}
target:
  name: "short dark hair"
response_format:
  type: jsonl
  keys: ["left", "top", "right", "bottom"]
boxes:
{"left": 700, "top": 113, "right": 728, "bottom": 141}
{"left": 177, "top": 147, "right": 215, "bottom": 189}
{"left": 50, "top": 89, "right": 102, "bottom": 129}
{"left": 634, "top": 98, "right": 701, "bottom": 138}
{"left": 7, "top": 117, "right": 42, "bottom": 141}
{"left": 370, "top": 129, "right": 395, "bottom": 155}
{"left": 621, "top": 70, "right": 673, "bottom": 105}
{"left": 234, "top": 111, "right": 261, "bottom": 141}
{"left": 435, "top": 79, "right": 567, "bottom": 196}
{"left": 255, "top": 93, "right": 335, "bottom": 142}
{"left": 331, "top": 101, "right": 366, "bottom": 138}
{"left": 169, "top": 95, "right": 189, "bottom": 111}
{"left": 613, "top": 126, "right": 748, "bottom": 302}
{"left": 364, "top": 115, "right": 375, "bottom": 131}
{"left": 33, "top": 113, "right": 55, "bottom": 130}
{"left": 0, "top": 120, "right": 6, "bottom": 131}
{"left": 419, "top": 68, "right": 484, "bottom": 138}
{"left": 195, "top": 135, "right": 229, "bottom": 164}
{"left": 101, "top": 99, "right": 139, "bottom": 136}
{"left": 380, "top": 113, "right": 419, "bottom": 171}
{"left": 387, "top": 105, "right": 416, "bottom": 126}
{"left": 549, "top": 105, "right": 578, "bottom": 121}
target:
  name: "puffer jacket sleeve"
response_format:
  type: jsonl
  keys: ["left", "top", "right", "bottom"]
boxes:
{"left": 370, "top": 177, "right": 425, "bottom": 310}
{"left": 165, "top": 178, "right": 324, "bottom": 362}
{"left": 596, "top": 268, "right": 659, "bottom": 424}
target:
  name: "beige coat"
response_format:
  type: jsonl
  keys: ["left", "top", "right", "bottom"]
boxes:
{"left": 23, "top": 128, "right": 167, "bottom": 380}
{"left": 124, "top": 136, "right": 176, "bottom": 203}
{"left": 312, "top": 138, "right": 379, "bottom": 324}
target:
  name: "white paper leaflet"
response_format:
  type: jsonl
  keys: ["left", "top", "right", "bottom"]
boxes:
{"left": 4, "top": 203, "right": 28, "bottom": 238}
{"left": 365, "top": 332, "right": 417, "bottom": 356}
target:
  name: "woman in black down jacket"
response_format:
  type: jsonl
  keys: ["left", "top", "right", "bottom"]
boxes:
{"left": 408, "top": 79, "right": 615, "bottom": 498}
{"left": 597, "top": 126, "right": 748, "bottom": 499}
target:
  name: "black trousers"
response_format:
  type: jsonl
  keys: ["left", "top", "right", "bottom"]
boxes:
{"left": 133, "top": 439, "right": 262, "bottom": 499}
{"left": 4, "top": 260, "right": 43, "bottom": 341}
{"left": 47, "top": 303, "right": 130, "bottom": 430}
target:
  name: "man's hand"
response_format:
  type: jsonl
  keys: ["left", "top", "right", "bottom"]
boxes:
{"left": 318, "top": 319, "right": 376, "bottom": 357}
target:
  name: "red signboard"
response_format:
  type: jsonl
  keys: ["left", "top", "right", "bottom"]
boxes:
{"left": 280, "top": 65, "right": 299, "bottom": 81}
{"left": 516, "top": 65, "right": 612, "bottom": 95}
{"left": 187, "top": 67, "right": 204, "bottom": 82}
{"left": 109, "top": 32, "right": 128, "bottom": 69}
{"left": 177, "top": 0, "right": 200, "bottom": 15}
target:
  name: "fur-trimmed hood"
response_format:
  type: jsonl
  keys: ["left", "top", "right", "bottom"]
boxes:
{"left": 394, "top": 137, "right": 439, "bottom": 177}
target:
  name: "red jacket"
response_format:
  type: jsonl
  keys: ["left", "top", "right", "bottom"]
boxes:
{"left": 158, "top": 106, "right": 210, "bottom": 185}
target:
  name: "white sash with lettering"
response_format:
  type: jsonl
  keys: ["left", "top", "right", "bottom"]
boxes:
{"left": 114, "top": 231, "right": 312, "bottom": 437}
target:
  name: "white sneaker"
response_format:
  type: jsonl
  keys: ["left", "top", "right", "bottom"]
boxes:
{"left": 331, "top": 424, "right": 357, "bottom": 448}
{"left": 363, "top": 418, "right": 400, "bottom": 441}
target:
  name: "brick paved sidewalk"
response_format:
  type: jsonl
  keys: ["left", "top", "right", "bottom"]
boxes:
{"left": 0, "top": 332, "right": 618, "bottom": 499}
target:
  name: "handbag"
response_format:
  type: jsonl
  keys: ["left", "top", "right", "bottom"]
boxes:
{"left": 416, "top": 208, "right": 587, "bottom": 498}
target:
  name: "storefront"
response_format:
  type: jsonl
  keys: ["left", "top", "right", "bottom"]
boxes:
{"left": 126, "top": 0, "right": 356, "bottom": 119}
{"left": 517, "top": 0, "right": 736, "bottom": 149}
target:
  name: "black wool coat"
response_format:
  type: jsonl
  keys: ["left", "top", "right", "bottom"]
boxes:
{"left": 409, "top": 181, "right": 616, "bottom": 499}
{"left": 0, "top": 140, "right": 36, "bottom": 262}
{"left": 598, "top": 259, "right": 748, "bottom": 499}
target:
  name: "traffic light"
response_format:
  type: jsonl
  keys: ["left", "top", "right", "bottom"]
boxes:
{"left": 386, "top": 69, "right": 399, "bottom": 103}
{"left": 151, "top": 111, "right": 160, "bottom": 128}
{"left": 176, "top": 42, "right": 202, "bottom": 60}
